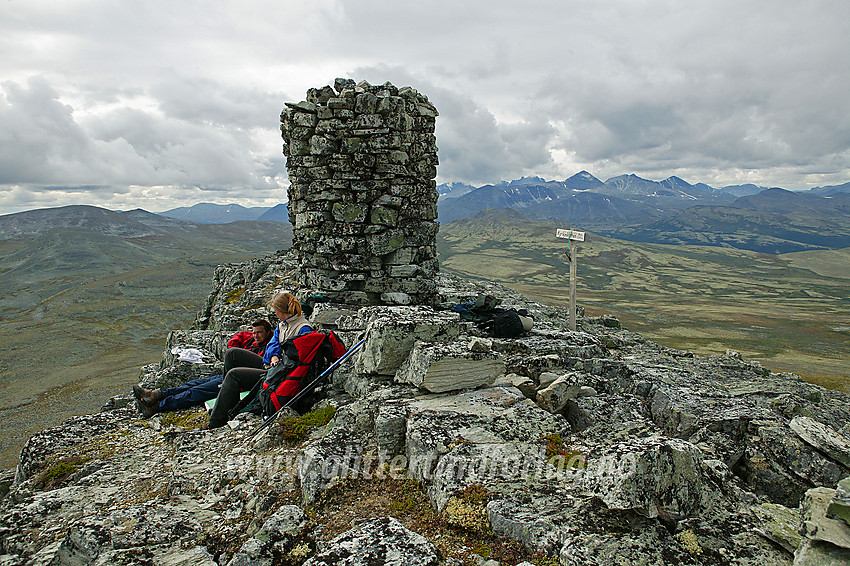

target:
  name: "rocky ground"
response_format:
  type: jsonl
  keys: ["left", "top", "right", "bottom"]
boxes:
{"left": 1, "top": 250, "right": 849, "bottom": 565}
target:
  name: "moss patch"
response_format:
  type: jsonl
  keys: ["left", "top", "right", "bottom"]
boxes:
{"left": 443, "top": 485, "right": 491, "bottom": 533}
{"left": 160, "top": 408, "right": 209, "bottom": 430}
{"left": 675, "top": 529, "right": 702, "bottom": 555}
{"left": 225, "top": 288, "right": 247, "bottom": 304}
{"left": 278, "top": 406, "right": 336, "bottom": 446}
{"left": 36, "top": 456, "right": 90, "bottom": 489}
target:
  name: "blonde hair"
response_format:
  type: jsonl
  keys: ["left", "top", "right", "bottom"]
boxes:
{"left": 267, "top": 292, "right": 302, "bottom": 317}
{"left": 266, "top": 293, "right": 301, "bottom": 316}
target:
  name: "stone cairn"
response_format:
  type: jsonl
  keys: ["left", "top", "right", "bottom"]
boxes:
{"left": 280, "top": 78, "right": 440, "bottom": 306}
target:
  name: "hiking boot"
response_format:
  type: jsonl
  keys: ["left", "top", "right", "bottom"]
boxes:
{"left": 135, "top": 399, "right": 159, "bottom": 419}
{"left": 132, "top": 385, "right": 163, "bottom": 406}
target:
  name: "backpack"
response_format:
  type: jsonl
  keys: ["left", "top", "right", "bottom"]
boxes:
{"left": 230, "top": 331, "right": 347, "bottom": 418}
{"left": 473, "top": 294, "right": 501, "bottom": 311}
{"left": 482, "top": 309, "right": 526, "bottom": 338}
{"left": 452, "top": 294, "right": 531, "bottom": 339}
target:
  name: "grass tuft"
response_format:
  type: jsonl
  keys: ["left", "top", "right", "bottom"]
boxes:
{"left": 36, "top": 456, "right": 90, "bottom": 489}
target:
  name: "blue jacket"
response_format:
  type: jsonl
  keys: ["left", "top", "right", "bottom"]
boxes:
{"left": 263, "top": 320, "right": 313, "bottom": 365}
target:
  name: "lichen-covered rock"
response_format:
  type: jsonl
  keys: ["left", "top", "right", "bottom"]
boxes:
{"left": 492, "top": 373, "right": 535, "bottom": 399}
{"left": 560, "top": 526, "right": 694, "bottom": 566}
{"left": 580, "top": 435, "right": 706, "bottom": 520}
{"left": 790, "top": 416, "right": 850, "bottom": 469}
{"left": 793, "top": 540, "right": 850, "bottom": 565}
{"left": 739, "top": 421, "right": 850, "bottom": 507}
{"left": 342, "top": 306, "right": 461, "bottom": 376}
{"left": 487, "top": 492, "right": 579, "bottom": 554}
{"left": 14, "top": 408, "right": 135, "bottom": 484}
{"left": 535, "top": 371, "right": 597, "bottom": 414}
{"left": 801, "top": 487, "right": 850, "bottom": 550}
{"left": 226, "top": 505, "right": 308, "bottom": 566}
{"left": 194, "top": 252, "right": 299, "bottom": 331}
{"left": 752, "top": 502, "right": 804, "bottom": 553}
{"left": 828, "top": 476, "right": 850, "bottom": 525}
{"left": 564, "top": 393, "right": 652, "bottom": 440}
{"left": 5, "top": 252, "right": 850, "bottom": 565}
{"left": 302, "top": 517, "right": 439, "bottom": 566}
{"left": 404, "top": 387, "right": 567, "bottom": 510}
{"left": 1, "top": 403, "right": 301, "bottom": 565}
{"left": 395, "top": 340, "right": 504, "bottom": 393}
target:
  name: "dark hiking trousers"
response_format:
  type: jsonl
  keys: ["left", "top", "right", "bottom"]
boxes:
{"left": 207, "top": 348, "right": 266, "bottom": 429}
{"left": 159, "top": 375, "right": 222, "bottom": 412}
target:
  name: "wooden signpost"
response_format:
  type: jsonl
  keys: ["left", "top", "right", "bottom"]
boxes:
{"left": 556, "top": 228, "right": 586, "bottom": 331}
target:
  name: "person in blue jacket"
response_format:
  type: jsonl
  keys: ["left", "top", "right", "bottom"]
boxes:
{"left": 207, "top": 292, "right": 313, "bottom": 429}
{"left": 133, "top": 319, "right": 274, "bottom": 418}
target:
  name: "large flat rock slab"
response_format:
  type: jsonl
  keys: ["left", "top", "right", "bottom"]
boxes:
{"left": 395, "top": 340, "right": 504, "bottom": 393}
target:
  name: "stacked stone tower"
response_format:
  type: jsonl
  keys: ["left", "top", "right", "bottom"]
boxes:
{"left": 280, "top": 78, "right": 440, "bottom": 306}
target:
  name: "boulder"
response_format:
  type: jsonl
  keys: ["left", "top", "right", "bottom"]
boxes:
{"left": 395, "top": 340, "right": 504, "bottom": 393}
{"left": 536, "top": 372, "right": 596, "bottom": 414}
{"left": 487, "top": 492, "right": 578, "bottom": 554}
{"left": 404, "top": 387, "right": 566, "bottom": 510}
{"left": 740, "top": 422, "right": 850, "bottom": 507}
{"left": 580, "top": 435, "right": 706, "bottom": 520}
{"left": 226, "top": 505, "right": 308, "bottom": 566}
{"left": 752, "top": 502, "right": 804, "bottom": 553}
{"left": 801, "top": 487, "right": 850, "bottom": 550}
{"left": 502, "top": 373, "right": 537, "bottom": 399}
{"left": 538, "top": 371, "right": 560, "bottom": 389}
{"left": 303, "top": 517, "right": 439, "bottom": 566}
{"left": 827, "top": 477, "right": 850, "bottom": 525}
{"left": 793, "top": 540, "right": 850, "bottom": 565}
{"left": 790, "top": 416, "right": 850, "bottom": 469}
{"left": 340, "top": 306, "right": 460, "bottom": 376}
{"left": 564, "top": 394, "right": 652, "bottom": 441}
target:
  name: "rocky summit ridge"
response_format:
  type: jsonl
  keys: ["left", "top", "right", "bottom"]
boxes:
{"left": 2, "top": 249, "right": 850, "bottom": 565}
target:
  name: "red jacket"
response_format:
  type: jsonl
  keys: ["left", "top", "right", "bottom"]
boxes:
{"left": 228, "top": 331, "right": 270, "bottom": 356}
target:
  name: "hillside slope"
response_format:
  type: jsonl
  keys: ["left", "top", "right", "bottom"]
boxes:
{"left": 0, "top": 210, "right": 292, "bottom": 468}
{"left": 438, "top": 210, "right": 850, "bottom": 390}
{"left": 612, "top": 190, "right": 850, "bottom": 253}
{"left": 2, "top": 249, "right": 848, "bottom": 565}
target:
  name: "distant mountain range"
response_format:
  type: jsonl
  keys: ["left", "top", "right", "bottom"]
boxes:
{"left": 0, "top": 205, "right": 291, "bottom": 241}
{"left": 159, "top": 203, "right": 271, "bottom": 224}
{"left": 437, "top": 173, "right": 850, "bottom": 253}
{"left": 153, "top": 202, "right": 291, "bottom": 224}
{"left": 2, "top": 172, "right": 848, "bottom": 254}
{"left": 0, "top": 203, "right": 293, "bottom": 335}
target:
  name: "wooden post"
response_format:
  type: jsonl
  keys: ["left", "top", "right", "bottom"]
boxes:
{"left": 556, "top": 228, "right": 587, "bottom": 331}
{"left": 570, "top": 250, "right": 577, "bottom": 331}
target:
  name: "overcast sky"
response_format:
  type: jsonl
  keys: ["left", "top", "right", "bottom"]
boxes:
{"left": 1, "top": 0, "right": 848, "bottom": 214}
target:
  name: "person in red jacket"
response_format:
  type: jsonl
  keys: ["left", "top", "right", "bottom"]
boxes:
{"left": 133, "top": 319, "right": 273, "bottom": 417}
{"left": 207, "top": 292, "right": 312, "bottom": 428}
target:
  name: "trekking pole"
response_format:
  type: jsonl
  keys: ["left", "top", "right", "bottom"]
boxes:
{"left": 247, "top": 337, "right": 366, "bottom": 440}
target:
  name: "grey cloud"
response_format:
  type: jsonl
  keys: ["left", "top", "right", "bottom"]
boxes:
{"left": 2, "top": 0, "right": 850, "bottom": 213}
{"left": 150, "top": 76, "right": 289, "bottom": 130}
{"left": 1, "top": 75, "right": 287, "bottom": 188}
{"left": 346, "top": 65, "right": 556, "bottom": 184}
{"left": 0, "top": 77, "right": 92, "bottom": 184}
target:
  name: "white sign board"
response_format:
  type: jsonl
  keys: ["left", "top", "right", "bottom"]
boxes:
{"left": 556, "top": 229, "right": 586, "bottom": 242}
